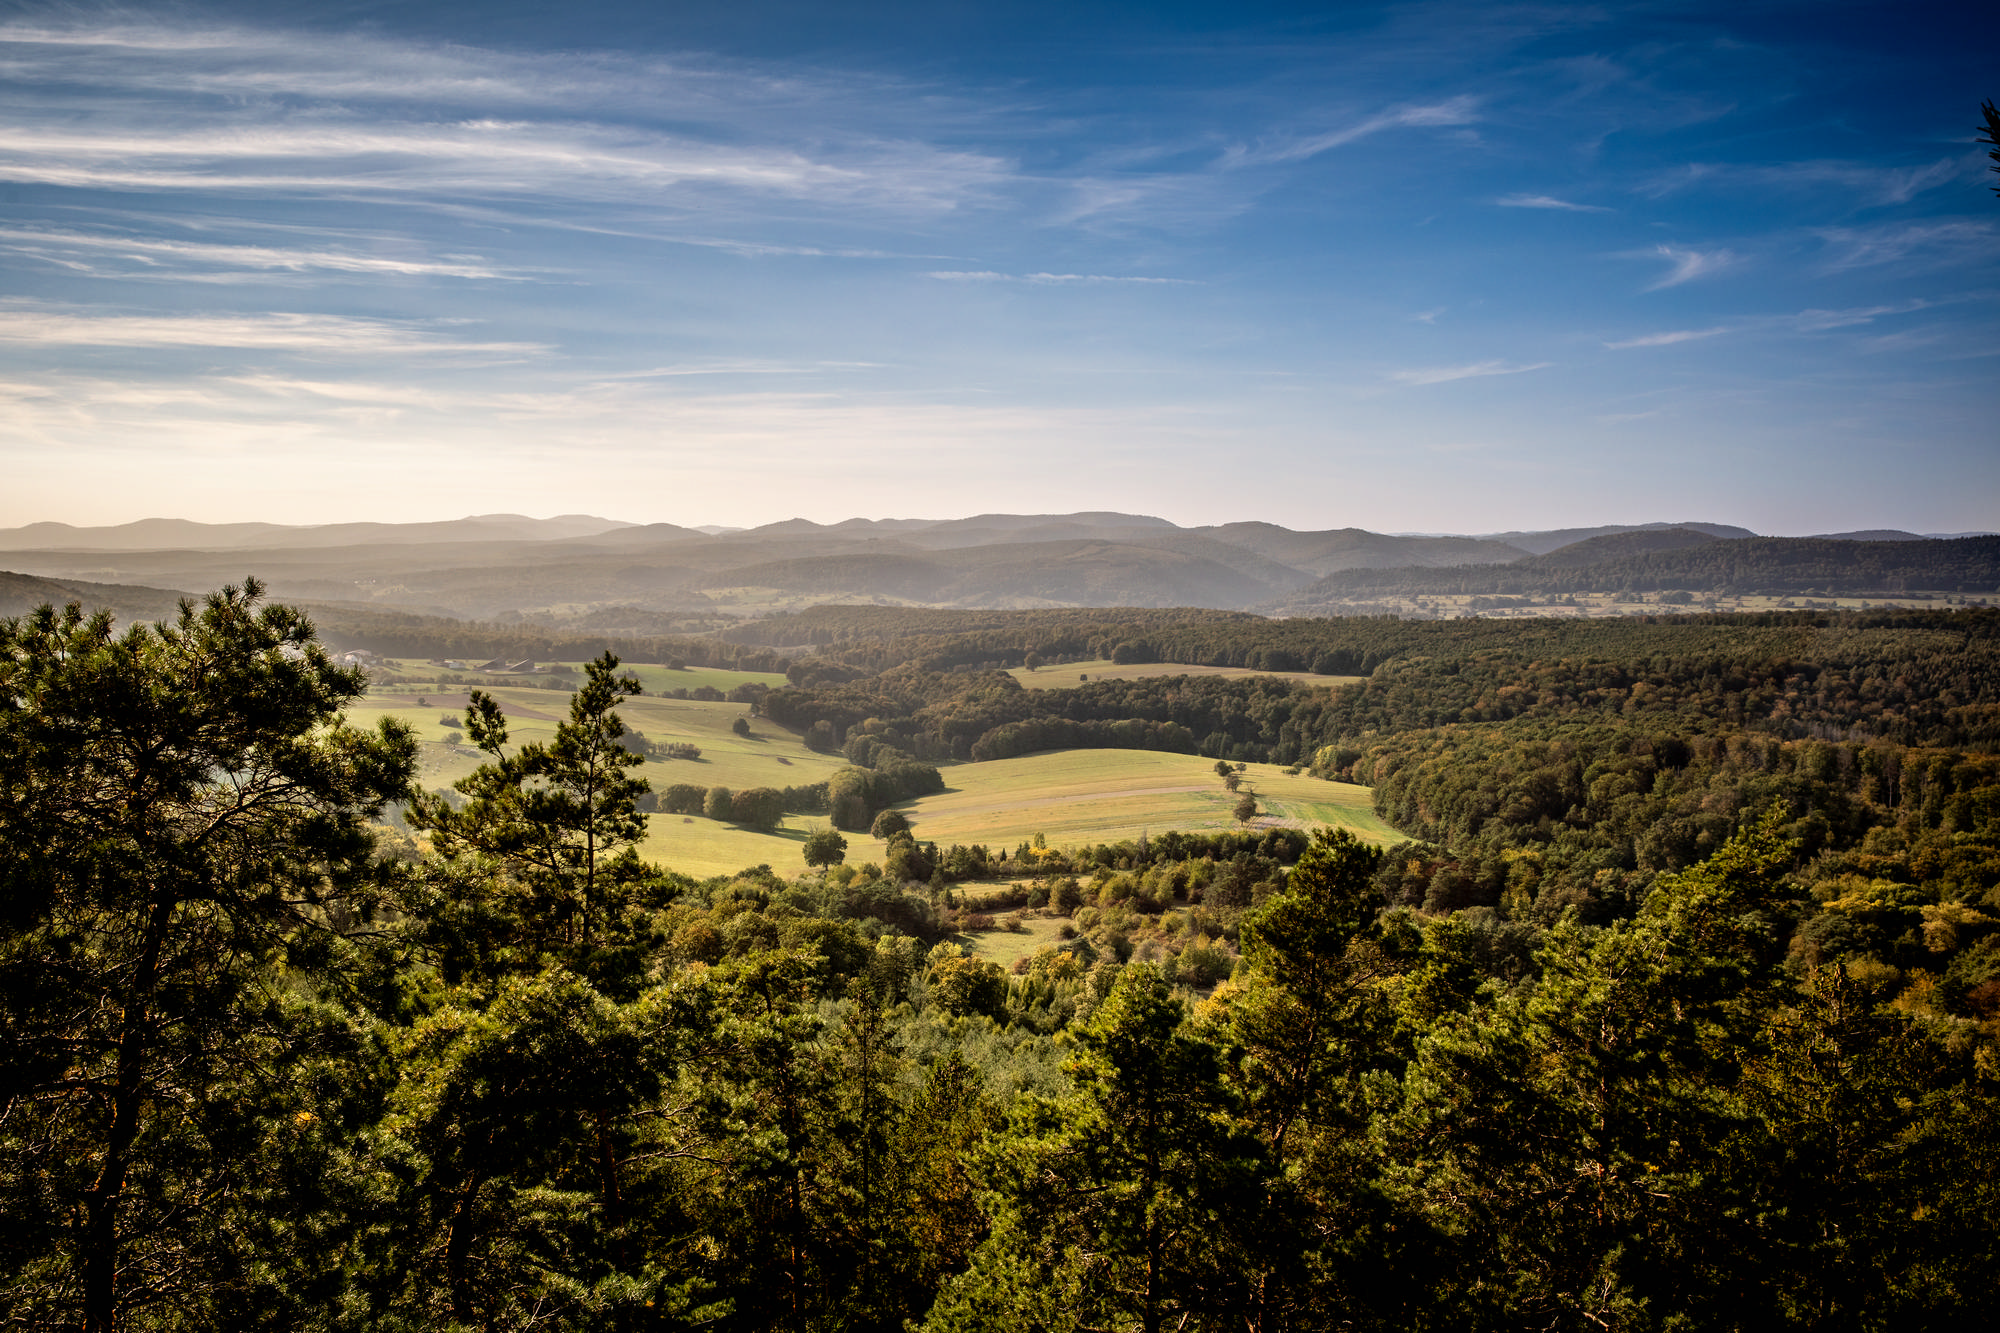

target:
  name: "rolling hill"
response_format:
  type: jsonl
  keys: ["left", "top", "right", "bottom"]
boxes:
{"left": 4, "top": 512, "right": 1982, "bottom": 625}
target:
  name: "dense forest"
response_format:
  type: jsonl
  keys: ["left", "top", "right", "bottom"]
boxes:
{"left": 302, "top": 604, "right": 792, "bottom": 675}
{"left": 1275, "top": 533, "right": 2000, "bottom": 604}
{"left": 3, "top": 587, "right": 1997, "bottom": 1330}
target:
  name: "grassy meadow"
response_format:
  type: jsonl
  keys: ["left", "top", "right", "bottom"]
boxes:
{"left": 353, "top": 662, "right": 1399, "bottom": 879}
{"left": 1010, "top": 659, "right": 1360, "bottom": 690}
{"left": 890, "top": 750, "right": 1400, "bottom": 850}
{"left": 351, "top": 664, "right": 847, "bottom": 878}
{"left": 961, "top": 914, "right": 1073, "bottom": 967}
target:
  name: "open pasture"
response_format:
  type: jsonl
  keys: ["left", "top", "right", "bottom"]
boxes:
{"left": 348, "top": 680, "right": 849, "bottom": 879}
{"left": 352, "top": 681, "right": 837, "bottom": 791}
{"left": 634, "top": 812, "right": 833, "bottom": 881}
{"left": 960, "top": 913, "right": 1072, "bottom": 968}
{"left": 618, "top": 662, "right": 790, "bottom": 696}
{"left": 1010, "top": 659, "right": 1360, "bottom": 690}
{"left": 893, "top": 750, "right": 1401, "bottom": 850}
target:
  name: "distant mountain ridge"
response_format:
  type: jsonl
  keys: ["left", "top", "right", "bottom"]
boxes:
{"left": 1, "top": 512, "right": 1985, "bottom": 622}
{"left": 0, "top": 514, "right": 640, "bottom": 551}
{"left": 1469, "top": 522, "right": 1759, "bottom": 556}
{"left": 1265, "top": 535, "right": 2000, "bottom": 613}
{"left": 0, "top": 570, "right": 192, "bottom": 621}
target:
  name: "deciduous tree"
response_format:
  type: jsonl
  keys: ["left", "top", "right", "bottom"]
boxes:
{"left": 804, "top": 826, "right": 849, "bottom": 868}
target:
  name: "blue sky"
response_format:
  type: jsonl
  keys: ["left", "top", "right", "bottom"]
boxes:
{"left": 1, "top": 0, "right": 1993, "bottom": 533}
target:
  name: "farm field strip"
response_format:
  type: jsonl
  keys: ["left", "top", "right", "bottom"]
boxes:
{"left": 960, "top": 914, "right": 1072, "bottom": 967}
{"left": 898, "top": 751, "right": 1401, "bottom": 849}
{"left": 636, "top": 812, "right": 825, "bottom": 880}
{"left": 348, "top": 679, "right": 852, "bottom": 877}
{"left": 350, "top": 675, "right": 1403, "bottom": 879}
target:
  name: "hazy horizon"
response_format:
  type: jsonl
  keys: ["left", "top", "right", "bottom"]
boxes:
{"left": 4, "top": 1, "right": 1995, "bottom": 534}
{"left": 0, "top": 509, "right": 1990, "bottom": 544}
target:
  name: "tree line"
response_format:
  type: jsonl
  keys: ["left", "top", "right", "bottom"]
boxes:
{"left": 303, "top": 603, "right": 793, "bottom": 674}
{"left": 1286, "top": 533, "right": 2000, "bottom": 599}
{"left": 5, "top": 586, "right": 1998, "bottom": 1330}
{"left": 756, "top": 612, "right": 2000, "bottom": 772}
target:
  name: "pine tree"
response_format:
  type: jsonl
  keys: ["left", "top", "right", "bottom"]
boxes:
{"left": 0, "top": 583, "right": 415, "bottom": 1331}
{"left": 928, "top": 965, "right": 1267, "bottom": 1333}
{"left": 412, "top": 650, "right": 649, "bottom": 950}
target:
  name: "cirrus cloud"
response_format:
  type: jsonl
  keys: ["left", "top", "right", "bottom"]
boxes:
{"left": 1387, "top": 360, "right": 1552, "bottom": 387}
{"left": 0, "top": 304, "right": 545, "bottom": 356}
{"left": 1642, "top": 244, "right": 1737, "bottom": 290}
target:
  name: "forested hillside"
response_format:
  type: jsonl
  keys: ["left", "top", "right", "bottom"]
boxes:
{"left": 1272, "top": 534, "right": 2000, "bottom": 608}
{"left": 4, "top": 587, "right": 1997, "bottom": 1330}
{"left": 4, "top": 515, "right": 1988, "bottom": 621}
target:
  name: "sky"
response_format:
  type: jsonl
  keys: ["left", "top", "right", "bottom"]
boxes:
{"left": 1, "top": 0, "right": 1994, "bottom": 535}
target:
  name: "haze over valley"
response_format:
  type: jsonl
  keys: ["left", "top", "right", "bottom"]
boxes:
{"left": 3, "top": 511, "right": 1994, "bottom": 630}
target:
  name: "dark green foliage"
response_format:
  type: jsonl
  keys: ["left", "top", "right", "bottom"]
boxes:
{"left": 9, "top": 586, "right": 2000, "bottom": 1331}
{"left": 1289, "top": 534, "right": 2000, "bottom": 601}
{"left": 762, "top": 609, "right": 2000, "bottom": 774}
{"left": 410, "top": 650, "right": 649, "bottom": 948}
{"left": 0, "top": 582, "right": 416, "bottom": 1330}
{"left": 929, "top": 965, "right": 1267, "bottom": 1332}
{"left": 826, "top": 757, "right": 945, "bottom": 831}
{"left": 730, "top": 786, "right": 786, "bottom": 831}
{"left": 803, "top": 826, "right": 848, "bottom": 867}
{"left": 659, "top": 780, "right": 708, "bottom": 814}
{"left": 304, "top": 603, "right": 790, "bottom": 673}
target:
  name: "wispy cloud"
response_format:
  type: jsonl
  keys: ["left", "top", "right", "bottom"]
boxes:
{"left": 1496, "top": 193, "right": 1611, "bottom": 212}
{"left": 1224, "top": 97, "right": 1481, "bottom": 167}
{"left": 0, "top": 305, "right": 545, "bottom": 356}
{"left": 925, "top": 270, "right": 1191, "bottom": 284}
{"left": 0, "top": 227, "right": 520, "bottom": 280}
{"left": 1635, "top": 158, "right": 1960, "bottom": 207}
{"left": 1603, "top": 298, "right": 1957, "bottom": 349}
{"left": 1387, "top": 360, "right": 1552, "bottom": 387}
{"left": 0, "top": 22, "right": 1016, "bottom": 218}
{"left": 1792, "top": 299, "right": 1937, "bottom": 331}
{"left": 603, "top": 360, "right": 888, "bottom": 379}
{"left": 1817, "top": 221, "right": 1997, "bottom": 272}
{"left": 0, "top": 122, "right": 1003, "bottom": 213}
{"left": 1605, "top": 327, "right": 1730, "bottom": 349}
{"left": 1643, "top": 244, "right": 1737, "bottom": 290}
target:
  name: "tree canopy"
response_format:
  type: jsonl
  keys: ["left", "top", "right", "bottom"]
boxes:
{"left": 5, "top": 586, "right": 1999, "bottom": 1330}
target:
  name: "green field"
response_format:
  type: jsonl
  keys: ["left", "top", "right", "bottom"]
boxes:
{"left": 349, "top": 673, "right": 848, "bottom": 878}
{"left": 961, "top": 914, "right": 1072, "bottom": 967}
{"left": 352, "top": 663, "right": 1402, "bottom": 878}
{"left": 1010, "top": 659, "right": 1361, "bottom": 690}
{"left": 892, "top": 750, "right": 1401, "bottom": 850}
